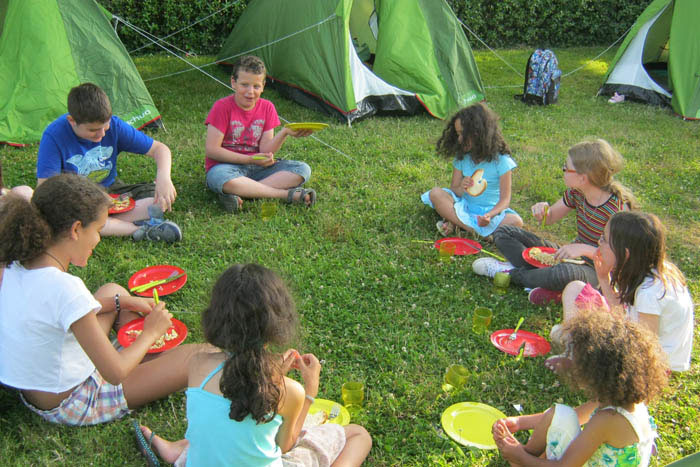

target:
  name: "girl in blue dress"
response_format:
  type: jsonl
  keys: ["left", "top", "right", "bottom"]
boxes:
{"left": 421, "top": 103, "right": 522, "bottom": 237}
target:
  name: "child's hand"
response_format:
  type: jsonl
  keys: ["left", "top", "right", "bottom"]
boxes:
{"left": 530, "top": 202, "right": 549, "bottom": 221}
{"left": 281, "top": 349, "right": 301, "bottom": 374}
{"left": 477, "top": 213, "right": 492, "bottom": 227}
{"left": 285, "top": 128, "right": 313, "bottom": 138}
{"left": 460, "top": 175, "right": 474, "bottom": 191}
{"left": 297, "top": 353, "right": 321, "bottom": 398}
{"left": 142, "top": 301, "right": 173, "bottom": 340}
{"left": 554, "top": 243, "right": 587, "bottom": 260}
{"left": 123, "top": 295, "right": 155, "bottom": 316}
{"left": 251, "top": 153, "right": 275, "bottom": 167}
{"left": 594, "top": 249, "right": 613, "bottom": 283}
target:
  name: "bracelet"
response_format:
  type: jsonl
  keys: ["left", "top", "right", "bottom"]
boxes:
{"left": 114, "top": 294, "right": 121, "bottom": 314}
{"left": 305, "top": 395, "right": 315, "bottom": 404}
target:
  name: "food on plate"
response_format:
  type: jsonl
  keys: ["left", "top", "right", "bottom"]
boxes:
{"left": 112, "top": 197, "right": 131, "bottom": 209}
{"left": 125, "top": 326, "right": 179, "bottom": 350}
{"left": 303, "top": 410, "right": 329, "bottom": 428}
{"left": 466, "top": 169, "right": 487, "bottom": 196}
{"left": 528, "top": 247, "right": 559, "bottom": 266}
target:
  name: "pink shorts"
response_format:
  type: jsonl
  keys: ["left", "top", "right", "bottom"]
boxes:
{"left": 21, "top": 370, "right": 130, "bottom": 426}
{"left": 574, "top": 283, "right": 610, "bottom": 313}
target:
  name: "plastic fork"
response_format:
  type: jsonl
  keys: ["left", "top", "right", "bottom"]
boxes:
{"left": 509, "top": 317, "right": 524, "bottom": 340}
{"left": 329, "top": 404, "right": 341, "bottom": 420}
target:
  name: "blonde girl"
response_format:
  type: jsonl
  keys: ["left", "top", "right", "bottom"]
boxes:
{"left": 473, "top": 139, "right": 637, "bottom": 306}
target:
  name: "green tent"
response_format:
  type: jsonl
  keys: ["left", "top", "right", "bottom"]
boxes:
{"left": 0, "top": 0, "right": 162, "bottom": 145}
{"left": 599, "top": 0, "right": 700, "bottom": 120}
{"left": 217, "top": 0, "right": 485, "bottom": 122}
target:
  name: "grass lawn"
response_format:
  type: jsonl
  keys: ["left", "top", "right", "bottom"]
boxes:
{"left": 1, "top": 47, "right": 698, "bottom": 466}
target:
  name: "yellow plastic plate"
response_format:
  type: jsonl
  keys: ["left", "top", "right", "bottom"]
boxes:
{"left": 309, "top": 398, "right": 350, "bottom": 426}
{"left": 441, "top": 402, "right": 506, "bottom": 449}
{"left": 284, "top": 122, "right": 329, "bottom": 131}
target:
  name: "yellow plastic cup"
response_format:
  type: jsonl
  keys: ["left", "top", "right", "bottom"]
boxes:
{"left": 439, "top": 241, "right": 457, "bottom": 262}
{"left": 472, "top": 307, "right": 493, "bottom": 334}
{"left": 261, "top": 201, "right": 278, "bottom": 221}
{"left": 442, "top": 364, "right": 469, "bottom": 392}
{"left": 341, "top": 381, "right": 364, "bottom": 411}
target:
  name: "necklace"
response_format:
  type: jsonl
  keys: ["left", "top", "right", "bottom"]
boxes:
{"left": 44, "top": 251, "right": 67, "bottom": 272}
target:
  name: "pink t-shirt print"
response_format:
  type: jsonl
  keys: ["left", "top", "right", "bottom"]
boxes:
{"left": 223, "top": 119, "right": 265, "bottom": 154}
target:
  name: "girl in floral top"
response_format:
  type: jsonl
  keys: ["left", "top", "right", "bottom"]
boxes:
{"left": 492, "top": 311, "right": 668, "bottom": 466}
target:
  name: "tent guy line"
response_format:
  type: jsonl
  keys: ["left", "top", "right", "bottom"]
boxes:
{"left": 114, "top": 15, "right": 356, "bottom": 163}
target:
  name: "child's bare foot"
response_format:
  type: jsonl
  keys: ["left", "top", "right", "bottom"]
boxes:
{"left": 140, "top": 425, "right": 189, "bottom": 464}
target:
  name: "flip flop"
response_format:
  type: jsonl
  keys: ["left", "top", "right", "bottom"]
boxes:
{"left": 132, "top": 420, "right": 160, "bottom": 467}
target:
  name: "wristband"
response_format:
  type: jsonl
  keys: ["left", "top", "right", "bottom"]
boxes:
{"left": 114, "top": 294, "right": 121, "bottom": 314}
{"left": 305, "top": 395, "right": 315, "bottom": 404}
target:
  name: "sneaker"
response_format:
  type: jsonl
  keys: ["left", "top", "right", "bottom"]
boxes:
{"left": 133, "top": 220, "right": 182, "bottom": 243}
{"left": 528, "top": 287, "right": 562, "bottom": 306}
{"left": 608, "top": 92, "right": 625, "bottom": 104}
{"left": 218, "top": 193, "right": 241, "bottom": 213}
{"left": 471, "top": 257, "right": 513, "bottom": 278}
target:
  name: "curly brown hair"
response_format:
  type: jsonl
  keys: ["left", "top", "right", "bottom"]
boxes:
{"left": 0, "top": 174, "right": 111, "bottom": 264}
{"left": 563, "top": 311, "right": 668, "bottom": 407}
{"left": 436, "top": 102, "right": 510, "bottom": 163}
{"left": 202, "top": 264, "right": 298, "bottom": 424}
{"left": 231, "top": 55, "right": 266, "bottom": 81}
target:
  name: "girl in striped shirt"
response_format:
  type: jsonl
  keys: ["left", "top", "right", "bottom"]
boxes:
{"left": 473, "top": 139, "right": 637, "bottom": 306}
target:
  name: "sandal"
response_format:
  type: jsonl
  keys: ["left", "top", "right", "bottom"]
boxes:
{"left": 286, "top": 187, "right": 316, "bottom": 207}
{"left": 132, "top": 420, "right": 160, "bottom": 467}
{"left": 436, "top": 220, "right": 454, "bottom": 237}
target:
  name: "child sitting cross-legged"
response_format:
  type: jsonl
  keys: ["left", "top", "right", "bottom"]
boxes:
{"left": 204, "top": 55, "right": 318, "bottom": 213}
{"left": 492, "top": 310, "right": 668, "bottom": 467}
{"left": 136, "top": 264, "right": 372, "bottom": 466}
{"left": 0, "top": 174, "right": 205, "bottom": 426}
{"left": 37, "top": 83, "right": 182, "bottom": 243}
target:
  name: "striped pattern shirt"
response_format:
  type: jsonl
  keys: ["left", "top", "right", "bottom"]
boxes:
{"left": 563, "top": 188, "right": 626, "bottom": 246}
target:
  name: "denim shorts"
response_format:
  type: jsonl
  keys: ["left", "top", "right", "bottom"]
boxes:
{"left": 206, "top": 160, "right": 311, "bottom": 194}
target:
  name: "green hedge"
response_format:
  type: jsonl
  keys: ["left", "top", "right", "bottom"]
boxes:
{"left": 97, "top": 0, "right": 249, "bottom": 56}
{"left": 99, "top": 0, "right": 650, "bottom": 55}
{"left": 447, "top": 0, "right": 650, "bottom": 48}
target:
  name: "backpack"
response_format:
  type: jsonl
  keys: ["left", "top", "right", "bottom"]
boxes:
{"left": 516, "top": 49, "right": 561, "bottom": 105}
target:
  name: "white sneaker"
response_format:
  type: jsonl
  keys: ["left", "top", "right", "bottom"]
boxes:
{"left": 471, "top": 257, "right": 513, "bottom": 278}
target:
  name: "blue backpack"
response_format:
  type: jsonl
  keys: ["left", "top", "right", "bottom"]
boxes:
{"left": 516, "top": 49, "right": 561, "bottom": 105}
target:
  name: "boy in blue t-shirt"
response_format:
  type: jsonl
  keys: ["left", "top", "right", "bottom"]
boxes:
{"left": 36, "top": 83, "right": 181, "bottom": 242}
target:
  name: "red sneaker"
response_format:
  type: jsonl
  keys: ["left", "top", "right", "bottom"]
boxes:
{"left": 528, "top": 287, "right": 562, "bottom": 306}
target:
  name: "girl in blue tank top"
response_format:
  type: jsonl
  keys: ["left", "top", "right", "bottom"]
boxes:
{"left": 136, "top": 264, "right": 372, "bottom": 466}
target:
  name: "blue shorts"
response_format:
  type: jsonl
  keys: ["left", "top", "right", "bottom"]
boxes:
{"left": 206, "top": 160, "right": 311, "bottom": 194}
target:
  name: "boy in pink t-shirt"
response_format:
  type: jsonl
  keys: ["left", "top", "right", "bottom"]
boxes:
{"left": 204, "top": 55, "right": 317, "bottom": 213}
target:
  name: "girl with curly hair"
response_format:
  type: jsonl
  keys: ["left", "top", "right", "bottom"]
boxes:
{"left": 421, "top": 102, "right": 523, "bottom": 237}
{"left": 137, "top": 264, "right": 371, "bottom": 467}
{"left": 0, "top": 174, "right": 203, "bottom": 426}
{"left": 553, "top": 211, "right": 694, "bottom": 372}
{"left": 493, "top": 310, "right": 668, "bottom": 466}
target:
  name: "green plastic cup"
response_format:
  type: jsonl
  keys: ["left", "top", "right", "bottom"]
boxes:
{"left": 472, "top": 307, "right": 493, "bottom": 334}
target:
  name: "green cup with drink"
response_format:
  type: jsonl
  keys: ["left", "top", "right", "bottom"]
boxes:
{"left": 442, "top": 364, "right": 469, "bottom": 392}
{"left": 342, "top": 381, "right": 364, "bottom": 413}
{"left": 494, "top": 272, "right": 510, "bottom": 294}
{"left": 472, "top": 307, "right": 493, "bottom": 335}
{"left": 438, "top": 240, "right": 457, "bottom": 263}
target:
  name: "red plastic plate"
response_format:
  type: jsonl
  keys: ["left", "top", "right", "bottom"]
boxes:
{"left": 128, "top": 265, "right": 187, "bottom": 297}
{"left": 108, "top": 193, "right": 135, "bottom": 214}
{"left": 522, "top": 246, "right": 558, "bottom": 268}
{"left": 490, "top": 329, "right": 551, "bottom": 357}
{"left": 434, "top": 237, "right": 482, "bottom": 256}
{"left": 117, "top": 318, "right": 188, "bottom": 354}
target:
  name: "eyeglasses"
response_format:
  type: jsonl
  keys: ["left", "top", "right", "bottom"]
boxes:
{"left": 562, "top": 165, "right": 577, "bottom": 174}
